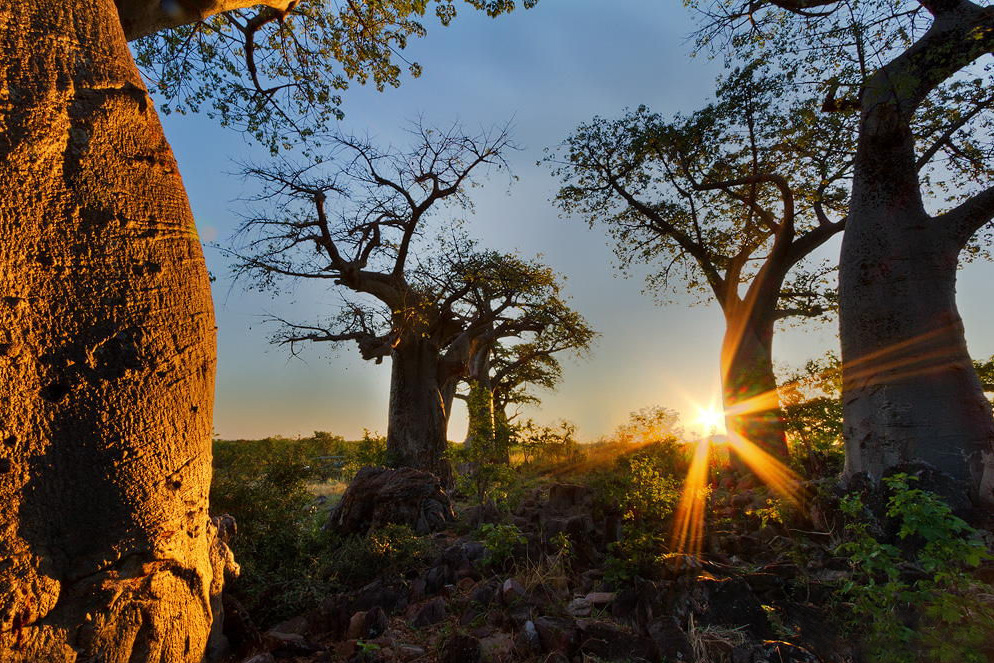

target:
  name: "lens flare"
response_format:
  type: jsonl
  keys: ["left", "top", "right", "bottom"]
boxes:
{"left": 694, "top": 405, "right": 726, "bottom": 434}
{"left": 671, "top": 437, "right": 711, "bottom": 557}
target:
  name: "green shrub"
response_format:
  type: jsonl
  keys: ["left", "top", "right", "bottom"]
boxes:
{"left": 211, "top": 449, "right": 326, "bottom": 626}
{"left": 605, "top": 531, "right": 671, "bottom": 584}
{"left": 836, "top": 474, "right": 994, "bottom": 663}
{"left": 478, "top": 523, "right": 527, "bottom": 570}
{"left": 324, "top": 523, "right": 429, "bottom": 587}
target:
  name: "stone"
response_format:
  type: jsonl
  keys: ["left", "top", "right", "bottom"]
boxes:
{"left": 347, "top": 606, "right": 389, "bottom": 640}
{"left": 585, "top": 592, "right": 616, "bottom": 606}
{"left": 396, "top": 644, "right": 426, "bottom": 661}
{"left": 408, "top": 597, "right": 447, "bottom": 628}
{"left": 501, "top": 578, "right": 526, "bottom": 604}
{"left": 263, "top": 630, "right": 316, "bottom": 655}
{"left": 576, "top": 619, "right": 656, "bottom": 661}
{"left": 534, "top": 615, "right": 577, "bottom": 654}
{"left": 440, "top": 634, "right": 482, "bottom": 663}
{"left": 241, "top": 655, "right": 275, "bottom": 663}
{"left": 270, "top": 614, "right": 309, "bottom": 637}
{"left": 567, "top": 597, "right": 591, "bottom": 618}
{"left": 479, "top": 632, "right": 515, "bottom": 663}
{"left": 649, "top": 617, "right": 692, "bottom": 662}
{"left": 352, "top": 579, "right": 407, "bottom": 614}
{"left": 327, "top": 466, "right": 456, "bottom": 536}
{"left": 470, "top": 580, "right": 498, "bottom": 606}
{"left": 547, "top": 483, "right": 592, "bottom": 511}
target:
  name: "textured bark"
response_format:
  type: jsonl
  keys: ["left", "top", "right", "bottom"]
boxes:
{"left": 387, "top": 337, "right": 451, "bottom": 481}
{"left": 117, "top": 0, "right": 296, "bottom": 41}
{"left": 721, "top": 314, "right": 789, "bottom": 460}
{"left": 0, "top": 0, "right": 221, "bottom": 660}
{"left": 839, "top": 1, "right": 994, "bottom": 509}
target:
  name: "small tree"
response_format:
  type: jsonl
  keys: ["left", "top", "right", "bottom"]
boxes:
{"left": 552, "top": 64, "right": 855, "bottom": 460}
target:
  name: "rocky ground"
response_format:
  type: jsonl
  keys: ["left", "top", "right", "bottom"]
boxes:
{"left": 221, "top": 468, "right": 858, "bottom": 663}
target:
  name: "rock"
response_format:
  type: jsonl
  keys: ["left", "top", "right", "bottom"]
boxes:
{"left": 241, "top": 655, "right": 275, "bottom": 663}
{"left": 440, "top": 634, "right": 481, "bottom": 663}
{"left": 547, "top": 483, "right": 592, "bottom": 511}
{"left": 409, "top": 597, "right": 447, "bottom": 628}
{"left": 516, "top": 620, "right": 541, "bottom": 655}
{"left": 501, "top": 578, "right": 527, "bottom": 604}
{"left": 458, "top": 577, "right": 477, "bottom": 592}
{"left": 395, "top": 644, "right": 426, "bottom": 661}
{"left": 585, "top": 592, "right": 616, "bottom": 606}
{"left": 426, "top": 565, "right": 452, "bottom": 594}
{"left": 462, "top": 501, "right": 501, "bottom": 527}
{"left": 270, "top": 614, "right": 309, "bottom": 637}
{"left": 649, "top": 617, "right": 692, "bottom": 662}
{"left": 534, "top": 615, "right": 577, "bottom": 654}
{"left": 353, "top": 579, "right": 408, "bottom": 614}
{"left": 408, "top": 577, "right": 427, "bottom": 604}
{"left": 576, "top": 619, "right": 656, "bottom": 661}
{"left": 464, "top": 541, "right": 486, "bottom": 561}
{"left": 263, "top": 630, "right": 317, "bottom": 655}
{"left": 567, "top": 597, "right": 591, "bottom": 617}
{"left": 470, "top": 580, "right": 498, "bottom": 606}
{"left": 347, "top": 606, "right": 389, "bottom": 640}
{"left": 695, "top": 576, "right": 772, "bottom": 639}
{"left": 327, "top": 466, "right": 456, "bottom": 536}
{"left": 479, "top": 632, "right": 515, "bottom": 663}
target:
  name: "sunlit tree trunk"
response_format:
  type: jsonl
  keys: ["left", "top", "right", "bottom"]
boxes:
{"left": 720, "top": 313, "right": 789, "bottom": 460}
{"left": 388, "top": 337, "right": 451, "bottom": 481}
{"left": 840, "top": 25, "right": 994, "bottom": 508}
{"left": 0, "top": 0, "right": 221, "bottom": 660}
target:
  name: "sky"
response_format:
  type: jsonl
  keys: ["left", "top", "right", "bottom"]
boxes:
{"left": 156, "top": 0, "right": 994, "bottom": 442}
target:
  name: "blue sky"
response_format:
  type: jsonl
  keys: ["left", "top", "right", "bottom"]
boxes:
{"left": 157, "top": 0, "right": 994, "bottom": 441}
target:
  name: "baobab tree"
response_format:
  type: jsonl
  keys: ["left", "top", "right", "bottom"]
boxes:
{"left": 458, "top": 301, "right": 595, "bottom": 461}
{"left": 552, "top": 65, "right": 855, "bottom": 461}
{"left": 0, "top": 1, "right": 532, "bottom": 660}
{"left": 700, "top": 0, "right": 994, "bottom": 510}
{"left": 231, "top": 126, "right": 583, "bottom": 478}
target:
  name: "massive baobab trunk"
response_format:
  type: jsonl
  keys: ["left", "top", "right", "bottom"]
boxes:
{"left": 0, "top": 0, "right": 221, "bottom": 660}
{"left": 721, "top": 312, "right": 789, "bottom": 460}
{"left": 839, "top": 0, "right": 994, "bottom": 510}
{"left": 388, "top": 337, "right": 451, "bottom": 481}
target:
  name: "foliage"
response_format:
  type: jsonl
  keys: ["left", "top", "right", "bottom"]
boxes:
{"left": 778, "top": 353, "right": 843, "bottom": 475}
{"left": 325, "top": 523, "right": 430, "bottom": 586}
{"left": 975, "top": 355, "right": 994, "bottom": 398}
{"left": 211, "top": 442, "right": 327, "bottom": 625}
{"left": 836, "top": 474, "right": 994, "bottom": 663}
{"left": 612, "top": 406, "right": 683, "bottom": 445}
{"left": 604, "top": 531, "right": 673, "bottom": 584}
{"left": 550, "top": 62, "right": 852, "bottom": 319}
{"left": 477, "top": 523, "right": 526, "bottom": 570}
{"left": 514, "top": 418, "right": 580, "bottom": 465}
{"left": 134, "top": 0, "right": 537, "bottom": 152}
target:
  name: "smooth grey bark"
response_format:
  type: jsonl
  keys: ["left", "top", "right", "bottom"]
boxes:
{"left": 0, "top": 0, "right": 224, "bottom": 659}
{"left": 388, "top": 336, "right": 452, "bottom": 482}
{"left": 839, "top": 0, "right": 994, "bottom": 509}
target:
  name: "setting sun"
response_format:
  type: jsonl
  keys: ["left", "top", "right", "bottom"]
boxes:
{"left": 694, "top": 405, "right": 726, "bottom": 434}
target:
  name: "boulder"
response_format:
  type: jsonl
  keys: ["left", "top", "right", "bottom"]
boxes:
{"left": 547, "top": 483, "right": 593, "bottom": 511}
{"left": 440, "top": 634, "right": 482, "bottom": 663}
{"left": 327, "top": 466, "right": 456, "bottom": 536}
{"left": 408, "top": 597, "right": 448, "bottom": 628}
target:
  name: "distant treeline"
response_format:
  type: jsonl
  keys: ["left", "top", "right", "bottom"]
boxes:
{"left": 213, "top": 430, "right": 387, "bottom": 482}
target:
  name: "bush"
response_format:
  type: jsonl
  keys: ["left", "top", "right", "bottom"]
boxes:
{"left": 836, "top": 474, "right": 994, "bottom": 663}
{"left": 211, "top": 449, "right": 326, "bottom": 626}
{"left": 478, "top": 523, "right": 527, "bottom": 570}
{"left": 324, "top": 523, "right": 430, "bottom": 587}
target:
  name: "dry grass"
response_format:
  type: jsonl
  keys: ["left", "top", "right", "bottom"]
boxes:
{"left": 686, "top": 614, "right": 747, "bottom": 663}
